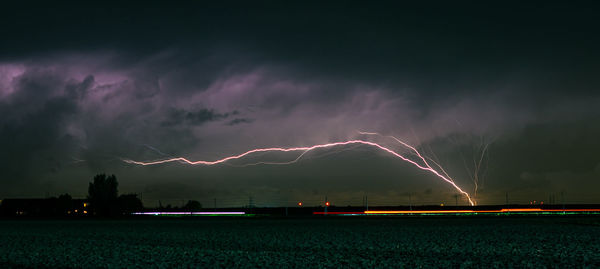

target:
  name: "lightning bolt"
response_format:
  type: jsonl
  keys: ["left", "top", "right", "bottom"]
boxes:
{"left": 357, "top": 131, "right": 440, "bottom": 173}
{"left": 229, "top": 144, "right": 363, "bottom": 167}
{"left": 358, "top": 131, "right": 458, "bottom": 181}
{"left": 123, "top": 138, "right": 475, "bottom": 206}
{"left": 143, "top": 144, "right": 172, "bottom": 157}
{"left": 226, "top": 150, "right": 311, "bottom": 167}
{"left": 358, "top": 131, "right": 477, "bottom": 205}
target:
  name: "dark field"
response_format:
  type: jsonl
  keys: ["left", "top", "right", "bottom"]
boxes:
{"left": 1, "top": 216, "right": 599, "bottom": 268}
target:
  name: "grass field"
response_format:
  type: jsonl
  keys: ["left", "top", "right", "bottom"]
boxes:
{"left": 1, "top": 216, "right": 599, "bottom": 268}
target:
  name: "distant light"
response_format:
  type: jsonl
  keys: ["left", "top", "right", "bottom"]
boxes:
{"left": 83, "top": 203, "right": 88, "bottom": 208}
{"left": 298, "top": 202, "right": 302, "bottom": 206}
{"left": 83, "top": 210, "right": 88, "bottom": 214}
{"left": 325, "top": 202, "right": 330, "bottom": 207}
{"left": 132, "top": 212, "right": 245, "bottom": 216}
{"left": 364, "top": 208, "right": 600, "bottom": 214}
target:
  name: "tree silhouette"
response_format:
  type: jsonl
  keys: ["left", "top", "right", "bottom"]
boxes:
{"left": 183, "top": 200, "right": 202, "bottom": 211}
{"left": 56, "top": 193, "right": 72, "bottom": 215}
{"left": 118, "top": 194, "right": 143, "bottom": 214}
{"left": 88, "top": 174, "right": 119, "bottom": 216}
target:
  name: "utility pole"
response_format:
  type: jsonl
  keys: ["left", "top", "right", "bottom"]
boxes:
{"left": 248, "top": 196, "right": 255, "bottom": 208}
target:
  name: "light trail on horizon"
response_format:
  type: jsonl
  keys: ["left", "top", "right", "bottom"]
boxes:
{"left": 122, "top": 139, "right": 475, "bottom": 206}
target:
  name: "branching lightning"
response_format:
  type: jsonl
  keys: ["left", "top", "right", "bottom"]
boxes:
{"left": 227, "top": 144, "right": 363, "bottom": 167}
{"left": 143, "top": 144, "right": 172, "bottom": 157}
{"left": 123, "top": 136, "right": 476, "bottom": 206}
{"left": 226, "top": 150, "right": 311, "bottom": 167}
{"left": 357, "top": 131, "right": 472, "bottom": 204}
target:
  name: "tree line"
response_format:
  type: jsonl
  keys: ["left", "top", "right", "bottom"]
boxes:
{"left": 1, "top": 173, "right": 202, "bottom": 217}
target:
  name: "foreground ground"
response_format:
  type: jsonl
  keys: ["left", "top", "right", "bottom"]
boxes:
{"left": 0, "top": 216, "right": 599, "bottom": 268}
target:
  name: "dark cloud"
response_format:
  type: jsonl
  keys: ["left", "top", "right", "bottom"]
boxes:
{"left": 0, "top": 67, "right": 83, "bottom": 195}
{"left": 0, "top": 2, "right": 599, "bottom": 205}
{"left": 161, "top": 108, "right": 239, "bottom": 127}
{"left": 227, "top": 118, "right": 253, "bottom": 126}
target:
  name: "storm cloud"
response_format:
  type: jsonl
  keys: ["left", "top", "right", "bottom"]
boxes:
{"left": 0, "top": 2, "right": 599, "bottom": 206}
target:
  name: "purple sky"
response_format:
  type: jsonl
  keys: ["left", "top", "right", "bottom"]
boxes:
{"left": 0, "top": 2, "right": 599, "bottom": 207}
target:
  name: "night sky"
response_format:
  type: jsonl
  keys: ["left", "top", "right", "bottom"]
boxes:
{"left": 1, "top": 2, "right": 599, "bottom": 206}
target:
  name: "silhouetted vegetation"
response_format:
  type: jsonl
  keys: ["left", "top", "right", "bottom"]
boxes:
{"left": 0, "top": 173, "right": 147, "bottom": 217}
{"left": 183, "top": 200, "right": 202, "bottom": 211}
{"left": 86, "top": 174, "right": 144, "bottom": 217}
{"left": 88, "top": 174, "right": 119, "bottom": 216}
{"left": 118, "top": 194, "right": 143, "bottom": 214}
{"left": 56, "top": 193, "right": 73, "bottom": 215}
